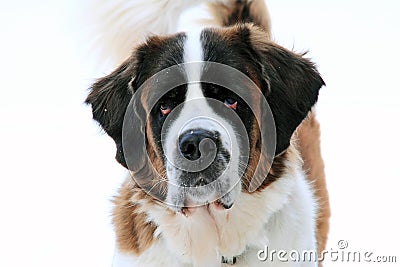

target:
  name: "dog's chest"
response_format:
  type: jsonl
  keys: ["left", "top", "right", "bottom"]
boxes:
{"left": 114, "top": 167, "right": 317, "bottom": 267}
{"left": 146, "top": 174, "right": 315, "bottom": 266}
{"left": 145, "top": 193, "right": 271, "bottom": 266}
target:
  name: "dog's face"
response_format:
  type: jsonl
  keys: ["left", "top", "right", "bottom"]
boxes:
{"left": 86, "top": 24, "right": 324, "bottom": 213}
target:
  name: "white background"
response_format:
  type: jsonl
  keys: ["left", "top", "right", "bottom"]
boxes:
{"left": 0, "top": 0, "right": 399, "bottom": 266}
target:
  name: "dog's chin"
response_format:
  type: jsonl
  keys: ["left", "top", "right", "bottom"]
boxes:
{"left": 166, "top": 179, "right": 238, "bottom": 217}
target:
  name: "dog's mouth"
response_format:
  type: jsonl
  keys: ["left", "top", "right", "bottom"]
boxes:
{"left": 168, "top": 175, "right": 237, "bottom": 217}
{"left": 165, "top": 141, "right": 238, "bottom": 215}
{"left": 180, "top": 199, "right": 233, "bottom": 217}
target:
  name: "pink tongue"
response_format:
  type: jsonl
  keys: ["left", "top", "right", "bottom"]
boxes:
{"left": 180, "top": 201, "right": 231, "bottom": 217}
{"left": 181, "top": 207, "right": 192, "bottom": 217}
{"left": 212, "top": 200, "right": 226, "bottom": 211}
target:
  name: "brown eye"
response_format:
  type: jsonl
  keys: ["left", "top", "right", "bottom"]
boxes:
{"left": 224, "top": 98, "right": 237, "bottom": 110}
{"left": 160, "top": 103, "right": 171, "bottom": 115}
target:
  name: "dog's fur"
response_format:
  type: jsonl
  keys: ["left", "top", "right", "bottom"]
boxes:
{"left": 86, "top": 1, "right": 330, "bottom": 266}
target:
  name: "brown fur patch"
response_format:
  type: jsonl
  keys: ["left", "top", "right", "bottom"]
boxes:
{"left": 240, "top": 104, "right": 288, "bottom": 193}
{"left": 247, "top": 23, "right": 274, "bottom": 51}
{"left": 112, "top": 180, "right": 157, "bottom": 255}
{"left": 296, "top": 111, "right": 330, "bottom": 265}
{"left": 144, "top": 120, "right": 168, "bottom": 198}
{"left": 242, "top": 141, "right": 288, "bottom": 192}
{"left": 207, "top": 0, "right": 271, "bottom": 36}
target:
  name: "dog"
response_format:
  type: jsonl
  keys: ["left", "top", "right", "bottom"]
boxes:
{"left": 85, "top": 0, "right": 330, "bottom": 266}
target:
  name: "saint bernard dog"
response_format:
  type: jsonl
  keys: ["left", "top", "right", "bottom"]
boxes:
{"left": 85, "top": 0, "right": 330, "bottom": 266}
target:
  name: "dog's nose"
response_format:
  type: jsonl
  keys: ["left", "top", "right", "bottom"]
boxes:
{"left": 179, "top": 129, "right": 217, "bottom": 161}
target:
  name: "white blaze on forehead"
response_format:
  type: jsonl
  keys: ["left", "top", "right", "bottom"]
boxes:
{"left": 183, "top": 29, "right": 204, "bottom": 101}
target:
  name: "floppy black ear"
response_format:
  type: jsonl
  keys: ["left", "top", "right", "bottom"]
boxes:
{"left": 85, "top": 56, "right": 136, "bottom": 167}
{"left": 255, "top": 42, "right": 325, "bottom": 155}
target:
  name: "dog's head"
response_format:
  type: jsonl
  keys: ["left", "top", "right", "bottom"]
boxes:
{"left": 86, "top": 24, "right": 324, "bottom": 213}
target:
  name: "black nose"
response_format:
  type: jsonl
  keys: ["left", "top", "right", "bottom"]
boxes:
{"left": 179, "top": 129, "right": 217, "bottom": 161}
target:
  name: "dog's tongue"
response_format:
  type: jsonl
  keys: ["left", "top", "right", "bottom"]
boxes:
{"left": 212, "top": 200, "right": 227, "bottom": 210}
{"left": 181, "top": 207, "right": 192, "bottom": 217}
{"left": 213, "top": 199, "right": 233, "bottom": 210}
{"left": 180, "top": 200, "right": 233, "bottom": 217}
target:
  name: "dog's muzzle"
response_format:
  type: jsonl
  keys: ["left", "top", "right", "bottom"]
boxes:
{"left": 165, "top": 123, "right": 237, "bottom": 214}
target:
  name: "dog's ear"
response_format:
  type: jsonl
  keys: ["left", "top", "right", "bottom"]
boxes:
{"left": 85, "top": 55, "right": 137, "bottom": 167}
{"left": 250, "top": 33, "right": 325, "bottom": 155}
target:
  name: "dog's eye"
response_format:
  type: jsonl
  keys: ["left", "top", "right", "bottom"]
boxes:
{"left": 160, "top": 103, "right": 172, "bottom": 115}
{"left": 224, "top": 98, "right": 237, "bottom": 110}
